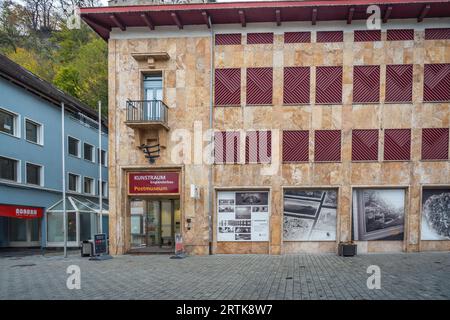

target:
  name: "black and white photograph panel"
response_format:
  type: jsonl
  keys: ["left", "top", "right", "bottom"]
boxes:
{"left": 235, "top": 233, "right": 251, "bottom": 241}
{"left": 284, "top": 198, "right": 320, "bottom": 218}
{"left": 352, "top": 188, "right": 405, "bottom": 241}
{"left": 252, "top": 206, "right": 268, "bottom": 213}
{"left": 235, "top": 206, "right": 251, "bottom": 219}
{"left": 219, "top": 199, "right": 235, "bottom": 205}
{"left": 218, "top": 206, "right": 234, "bottom": 213}
{"left": 219, "top": 226, "right": 234, "bottom": 233}
{"left": 236, "top": 192, "right": 269, "bottom": 206}
{"left": 421, "top": 188, "right": 450, "bottom": 240}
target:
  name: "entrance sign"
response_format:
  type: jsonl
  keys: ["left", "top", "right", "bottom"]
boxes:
{"left": 128, "top": 172, "right": 180, "bottom": 195}
{"left": 0, "top": 204, "right": 43, "bottom": 219}
{"left": 217, "top": 191, "right": 269, "bottom": 242}
{"left": 93, "top": 233, "right": 108, "bottom": 255}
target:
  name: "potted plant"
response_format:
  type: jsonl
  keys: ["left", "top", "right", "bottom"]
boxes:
{"left": 338, "top": 241, "right": 357, "bottom": 257}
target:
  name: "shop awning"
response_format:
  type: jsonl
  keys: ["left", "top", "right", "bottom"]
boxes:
{"left": 47, "top": 196, "right": 109, "bottom": 214}
{"left": 0, "top": 204, "right": 43, "bottom": 219}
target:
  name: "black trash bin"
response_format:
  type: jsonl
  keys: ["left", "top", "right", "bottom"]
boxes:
{"left": 81, "top": 240, "right": 93, "bottom": 257}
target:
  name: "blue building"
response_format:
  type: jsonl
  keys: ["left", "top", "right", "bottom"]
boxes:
{"left": 0, "top": 54, "right": 108, "bottom": 248}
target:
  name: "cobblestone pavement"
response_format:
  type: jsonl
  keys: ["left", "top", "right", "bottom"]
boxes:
{"left": 1, "top": 252, "right": 449, "bottom": 300}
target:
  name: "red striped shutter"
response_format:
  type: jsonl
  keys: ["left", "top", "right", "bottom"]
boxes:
{"left": 316, "top": 31, "right": 343, "bottom": 43}
{"left": 384, "top": 129, "right": 411, "bottom": 161}
{"left": 352, "top": 129, "right": 379, "bottom": 161}
{"left": 214, "top": 131, "right": 240, "bottom": 164}
{"left": 314, "top": 130, "right": 341, "bottom": 162}
{"left": 423, "top": 64, "right": 450, "bottom": 102}
{"left": 215, "top": 33, "right": 242, "bottom": 45}
{"left": 425, "top": 28, "right": 450, "bottom": 40}
{"left": 215, "top": 68, "right": 241, "bottom": 106}
{"left": 282, "top": 130, "right": 309, "bottom": 162}
{"left": 315, "top": 66, "right": 342, "bottom": 104}
{"left": 421, "top": 128, "right": 449, "bottom": 160}
{"left": 385, "top": 65, "right": 413, "bottom": 103}
{"left": 246, "top": 131, "right": 272, "bottom": 164}
{"left": 387, "top": 29, "right": 414, "bottom": 41}
{"left": 284, "top": 32, "right": 311, "bottom": 43}
{"left": 247, "top": 33, "right": 274, "bottom": 44}
{"left": 353, "top": 65, "right": 380, "bottom": 103}
{"left": 354, "top": 30, "right": 381, "bottom": 42}
{"left": 283, "top": 67, "right": 310, "bottom": 104}
{"left": 246, "top": 68, "right": 273, "bottom": 105}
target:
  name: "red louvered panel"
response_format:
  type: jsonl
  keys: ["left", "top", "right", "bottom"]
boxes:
{"left": 215, "top": 33, "right": 241, "bottom": 45}
{"left": 247, "top": 33, "right": 274, "bottom": 44}
{"left": 246, "top": 67, "right": 273, "bottom": 105}
{"left": 384, "top": 129, "right": 411, "bottom": 161}
{"left": 282, "top": 130, "right": 309, "bottom": 162}
{"left": 425, "top": 28, "right": 450, "bottom": 40}
{"left": 354, "top": 30, "right": 381, "bottom": 42}
{"left": 315, "top": 66, "right": 342, "bottom": 104}
{"left": 314, "top": 130, "right": 341, "bottom": 162}
{"left": 422, "top": 128, "right": 449, "bottom": 160}
{"left": 283, "top": 67, "right": 310, "bottom": 104}
{"left": 215, "top": 68, "right": 241, "bottom": 106}
{"left": 214, "top": 131, "right": 240, "bottom": 164}
{"left": 284, "top": 32, "right": 311, "bottom": 43}
{"left": 385, "top": 65, "right": 413, "bottom": 103}
{"left": 353, "top": 65, "right": 380, "bottom": 103}
{"left": 246, "top": 131, "right": 272, "bottom": 164}
{"left": 352, "top": 129, "right": 379, "bottom": 161}
{"left": 387, "top": 29, "right": 414, "bottom": 41}
{"left": 316, "top": 31, "right": 343, "bottom": 43}
{"left": 423, "top": 64, "right": 450, "bottom": 102}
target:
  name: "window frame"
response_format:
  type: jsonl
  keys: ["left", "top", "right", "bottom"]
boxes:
{"left": 98, "top": 148, "right": 107, "bottom": 167}
{"left": 24, "top": 117, "right": 44, "bottom": 146}
{"left": 0, "top": 155, "right": 21, "bottom": 183}
{"left": 67, "top": 136, "right": 81, "bottom": 158}
{"left": 83, "top": 142, "right": 95, "bottom": 163}
{"left": 68, "top": 172, "right": 81, "bottom": 193}
{"left": 25, "top": 161, "right": 44, "bottom": 186}
{"left": 83, "top": 176, "right": 95, "bottom": 195}
{"left": 0, "top": 107, "right": 21, "bottom": 138}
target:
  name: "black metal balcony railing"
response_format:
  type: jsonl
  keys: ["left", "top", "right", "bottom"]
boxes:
{"left": 126, "top": 100, "right": 168, "bottom": 124}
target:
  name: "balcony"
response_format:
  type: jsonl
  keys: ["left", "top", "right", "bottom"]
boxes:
{"left": 125, "top": 100, "right": 169, "bottom": 130}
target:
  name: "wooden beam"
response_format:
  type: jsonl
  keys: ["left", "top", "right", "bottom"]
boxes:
{"left": 171, "top": 12, "right": 183, "bottom": 29}
{"left": 82, "top": 16, "right": 111, "bottom": 34}
{"left": 383, "top": 6, "right": 392, "bottom": 23}
{"left": 110, "top": 13, "right": 125, "bottom": 31}
{"left": 201, "top": 11, "right": 211, "bottom": 29}
{"left": 418, "top": 4, "right": 431, "bottom": 22}
{"left": 311, "top": 8, "right": 318, "bottom": 25}
{"left": 275, "top": 9, "right": 281, "bottom": 26}
{"left": 347, "top": 7, "right": 355, "bottom": 24}
{"left": 238, "top": 10, "right": 246, "bottom": 27}
{"left": 140, "top": 13, "right": 154, "bottom": 30}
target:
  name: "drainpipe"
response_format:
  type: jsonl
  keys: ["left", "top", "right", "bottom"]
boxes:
{"left": 208, "top": 16, "right": 214, "bottom": 255}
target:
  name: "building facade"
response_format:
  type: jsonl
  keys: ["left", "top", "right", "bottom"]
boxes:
{"left": 0, "top": 55, "right": 109, "bottom": 248}
{"left": 81, "top": 0, "right": 450, "bottom": 255}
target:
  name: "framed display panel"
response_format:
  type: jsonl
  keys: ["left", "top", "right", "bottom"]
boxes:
{"left": 128, "top": 171, "right": 180, "bottom": 196}
{"left": 421, "top": 188, "right": 450, "bottom": 240}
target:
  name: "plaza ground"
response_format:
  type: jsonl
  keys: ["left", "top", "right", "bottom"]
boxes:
{"left": 0, "top": 251, "right": 449, "bottom": 300}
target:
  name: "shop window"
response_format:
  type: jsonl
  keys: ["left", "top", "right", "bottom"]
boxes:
{"left": 83, "top": 143, "right": 94, "bottom": 162}
{"left": 353, "top": 65, "right": 380, "bottom": 103}
{"left": 25, "top": 119, "right": 43, "bottom": 145}
{"left": 245, "top": 131, "right": 271, "bottom": 164}
{"left": 421, "top": 128, "right": 449, "bottom": 160}
{"left": 0, "top": 156, "right": 19, "bottom": 182}
{"left": 283, "top": 67, "right": 310, "bottom": 104}
{"left": 284, "top": 32, "right": 311, "bottom": 43}
{"left": 385, "top": 65, "right": 413, "bottom": 103}
{"left": 247, "top": 32, "right": 273, "bottom": 44}
{"left": 314, "top": 130, "right": 341, "bottom": 162}
{"left": 47, "top": 211, "right": 76, "bottom": 242}
{"left": 26, "top": 163, "right": 42, "bottom": 186}
{"left": 215, "top": 33, "right": 241, "bottom": 45}
{"left": 282, "top": 130, "right": 309, "bottom": 162}
{"left": 352, "top": 129, "right": 379, "bottom": 161}
{"left": 423, "top": 64, "right": 450, "bottom": 102}
{"left": 68, "top": 136, "right": 80, "bottom": 157}
{"left": 425, "top": 28, "right": 450, "bottom": 40}
{"left": 84, "top": 177, "right": 94, "bottom": 195}
{"left": 387, "top": 29, "right": 414, "bottom": 41}
{"left": 214, "top": 131, "right": 240, "bottom": 164}
{"left": 316, "top": 31, "right": 343, "bottom": 43}
{"left": 79, "top": 212, "right": 91, "bottom": 242}
{"left": 0, "top": 108, "right": 19, "bottom": 137}
{"left": 384, "top": 129, "right": 411, "bottom": 161}
{"left": 315, "top": 66, "right": 342, "bottom": 104}
{"left": 246, "top": 68, "right": 273, "bottom": 105}
{"left": 215, "top": 68, "right": 241, "bottom": 106}
{"left": 68, "top": 173, "right": 80, "bottom": 192}
{"left": 354, "top": 30, "right": 381, "bottom": 42}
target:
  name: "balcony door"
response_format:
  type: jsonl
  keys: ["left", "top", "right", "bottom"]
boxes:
{"left": 143, "top": 74, "right": 163, "bottom": 121}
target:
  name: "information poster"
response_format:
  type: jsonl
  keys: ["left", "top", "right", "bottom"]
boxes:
{"left": 217, "top": 191, "right": 269, "bottom": 242}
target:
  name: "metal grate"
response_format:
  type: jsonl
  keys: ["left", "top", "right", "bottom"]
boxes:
{"left": 316, "top": 31, "right": 343, "bottom": 43}
{"left": 425, "top": 28, "right": 450, "bottom": 40}
{"left": 421, "top": 128, "right": 449, "bottom": 160}
{"left": 352, "top": 129, "right": 379, "bottom": 161}
{"left": 315, "top": 66, "right": 342, "bottom": 104}
{"left": 283, "top": 130, "right": 309, "bottom": 162}
{"left": 385, "top": 65, "right": 413, "bottom": 103}
{"left": 387, "top": 29, "right": 414, "bottom": 41}
{"left": 215, "top": 68, "right": 241, "bottom": 106}
{"left": 384, "top": 129, "right": 411, "bottom": 161}
{"left": 246, "top": 131, "right": 272, "bottom": 164}
{"left": 214, "top": 131, "right": 240, "bottom": 164}
{"left": 423, "top": 64, "right": 450, "bottom": 102}
{"left": 215, "top": 33, "right": 242, "bottom": 45}
{"left": 314, "top": 130, "right": 341, "bottom": 162}
{"left": 284, "top": 32, "right": 311, "bottom": 43}
{"left": 247, "top": 33, "right": 274, "bottom": 44}
{"left": 353, "top": 65, "right": 380, "bottom": 103}
{"left": 283, "top": 67, "right": 310, "bottom": 104}
{"left": 246, "top": 67, "right": 273, "bottom": 105}
{"left": 354, "top": 30, "right": 381, "bottom": 42}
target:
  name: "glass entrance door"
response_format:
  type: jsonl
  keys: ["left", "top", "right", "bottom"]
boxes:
{"left": 9, "top": 218, "right": 41, "bottom": 247}
{"left": 143, "top": 74, "right": 163, "bottom": 120}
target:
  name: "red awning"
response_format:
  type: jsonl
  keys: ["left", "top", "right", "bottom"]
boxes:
{"left": 0, "top": 204, "right": 43, "bottom": 219}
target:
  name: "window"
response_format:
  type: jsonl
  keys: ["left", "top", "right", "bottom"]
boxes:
{"left": 353, "top": 65, "right": 380, "bottom": 103}
{"left": 384, "top": 129, "right": 411, "bottom": 161}
{"left": 247, "top": 33, "right": 273, "bottom": 44}
{"left": 68, "top": 137, "right": 80, "bottom": 157}
{"left": 97, "top": 180, "right": 108, "bottom": 198}
{"left": 26, "top": 163, "right": 42, "bottom": 186}
{"left": 387, "top": 29, "right": 414, "bottom": 41}
{"left": 422, "top": 128, "right": 449, "bottom": 161}
{"left": 68, "top": 173, "right": 80, "bottom": 192}
{"left": 0, "top": 156, "right": 19, "bottom": 182}
{"left": 385, "top": 65, "right": 413, "bottom": 103}
{"left": 245, "top": 131, "right": 271, "bottom": 164}
{"left": 314, "top": 130, "right": 341, "bottom": 162}
{"left": 284, "top": 32, "right": 311, "bottom": 44}
{"left": 423, "top": 64, "right": 450, "bottom": 102}
{"left": 354, "top": 30, "right": 381, "bottom": 42}
{"left": 215, "top": 68, "right": 241, "bottom": 106}
{"left": 25, "top": 119, "right": 43, "bottom": 145}
{"left": 316, "top": 31, "right": 343, "bottom": 43}
{"left": 282, "top": 130, "right": 309, "bottom": 162}
{"left": 215, "top": 33, "right": 241, "bottom": 45}
{"left": 84, "top": 177, "right": 94, "bottom": 195}
{"left": 283, "top": 67, "right": 310, "bottom": 104}
{"left": 246, "top": 68, "right": 273, "bottom": 105}
{"left": 98, "top": 149, "right": 107, "bottom": 166}
{"left": 315, "top": 66, "right": 342, "bottom": 104}
{"left": 84, "top": 143, "right": 94, "bottom": 162}
{"left": 214, "top": 131, "right": 240, "bottom": 164}
{"left": 352, "top": 129, "right": 379, "bottom": 161}
{"left": 0, "top": 108, "right": 19, "bottom": 137}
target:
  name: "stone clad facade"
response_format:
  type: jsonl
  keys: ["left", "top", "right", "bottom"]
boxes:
{"left": 94, "top": 4, "right": 450, "bottom": 255}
